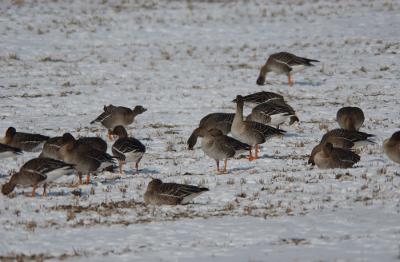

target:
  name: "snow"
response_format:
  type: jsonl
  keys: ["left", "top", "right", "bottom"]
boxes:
{"left": 0, "top": 0, "right": 400, "bottom": 261}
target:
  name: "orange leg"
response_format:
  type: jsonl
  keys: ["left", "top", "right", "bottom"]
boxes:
{"left": 119, "top": 161, "right": 125, "bottom": 175}
{"left": 248, "top": 147, "right": 256, "bottom": 161}
{"left": 108, "top": 130, "right": 113, "bottom": 140}
{"left": 255, "top": 145, "right": 260, "bottom": 159}
{"left": 288, "top": 74, "right": 294, "bottom": 86}
{"left": 222, "top": 159, "right": 228, "bottom": 173}
{"left": 31, "top": 184, "right": 37, "bottom": 197}
{"left": 86, "top": 174, "right": 90, "bottom": 184}
{"left": 42, "top": 183, "right": 47, "bottom": 197}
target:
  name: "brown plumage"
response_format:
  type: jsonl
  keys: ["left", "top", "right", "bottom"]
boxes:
{"left": 246, "top": 99, "right": 299, "bottom": 128}
{"left": 59, "top": 133, "right": 115, "bottom": 184}
{"left": 1, "top": 127, "right": 49, "bottom": 152}
{"left": 383, "top": 131, "right": 400, "bottom": 164}
{"left": 90, "top": 105, "right": 147, "bottom": 139}
{"left": 201, "top": 128, "right": 250, "bottom": 173}
{"left": 336, "top": 106, "right": 365, "bottom": 131}
{"left": 187, "top": 113, "right": 234, "bottom": 150}
{"left": 1, "top": 158, "right": 74, "bottom": 197}
{"left": 111, "top": 126, "right": 146, "bottom": 174}
{"left": 0, "top": 143, "right": 22, "bottom": 159}
{"left": 231, "top": 95, "right": 285, "bottom": 161}
{"left": 232, "top": 91, "right": 284, "bottom": 108}
{"left": 257, "top": 52, "right": 319, "bottom": 86}
{"left": 144, "top": 179, "right": 209, "bottom": 205}
{"left": 314, "top": 143, "right": 360, "bottom": 169}
{"left": 39, "top": 136, "right": 107, "bottom": 160}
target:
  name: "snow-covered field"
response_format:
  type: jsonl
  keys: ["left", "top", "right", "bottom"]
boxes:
{"left": 1, "top": 0, "right": 400, "bottom": 261}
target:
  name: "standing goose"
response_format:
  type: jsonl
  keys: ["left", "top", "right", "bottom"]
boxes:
{"left": 246, "top": 99, "right": 299, "bottom": 128}
{"left": 59, "top": 133, "right": 115, "bottom": 184}
{"left": 111, "top": 126, "right": 146, "bottom": 174}
{"left": 308, "top": 128, "right": 374, "bottom": 165}
{"left": 383, "top": 131, "right": 400, "bottom": 164}
{"left": 336, "top": 106, "right": 365, "bottom": 131}
{"left": 201, "top": 128, "right": 250, "bottom": 174}
{"left": 1, "top": 127, "right": 49, "bottom": 152}
{"left": 0, "top": 143, "right": 22, "bottom": 159}
{"left": 1, "top": 158, "right": 75, "bottom": 197}
{"left": 232, "top": 91, "right": 284, "bottom": 108}
{"left": 314, "top": 142, "right": 360, "bottom": 169}
{"left": 39, "top": 136, "right": 108, "bottom": 160}
{"left": 187, "top": 113, "right": 234, "bottom": 150}
{"left": 256, "top": 52, "right": 319, "bottom": 86}
{"left": 232, "top": 95, "right": 285, "bottom": 161}
{"left": 90, "top": 105, "right": 147, "bottom": 139}
{"left": 144, "top": 179, "right": 209, "bottom": 205}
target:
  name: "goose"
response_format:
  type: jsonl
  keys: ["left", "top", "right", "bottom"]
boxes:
{"left": 111, "top": 126, "right": 146, "bottom": 174}
{"left": 201, "top": 128, "right": 250, "bottom": 173}
{"left": 1, "top": 158, "right": 75, "bottom": 197}
{"left": 314, "top": 142, "right": 360, "bottom": 169}
{"left": 308, "top": 128, "right": 374, "bottom": 165}
{"left": 187, "top": 113, "right": 234, "bottom": 150}
{"left": 90, "top": 105, "right": 147, "bottom": 139}
{"left": 232, "top": 95, "right": 285, "bottom": 160}
{"left": 0, "top": 143, "right": 22, "bottom": 159}
{"left": 39, "top": 136, "right": 107, "bottom": 160}
{"left": 336, "top": 106, "right": 365, "bottom": 131}
{"left": 383, "top": 131, "right": 400, "bottom": 164}
{"left": 256, "top": 52, "right": 319, "bottom": 86}
{"left": 232, "top": 91, "right": 284, "bottom": 108}
{"left": 246, "top": 99, "right": 299, "bottom": 128}
{"left": 144, "top": 179, "right": 209, "bottom": 205}
{"left": 59, "top": 133, "right": 115, "bottom": 184}
{"left": 0, "top": 127, "right": 49, "bottom": 152}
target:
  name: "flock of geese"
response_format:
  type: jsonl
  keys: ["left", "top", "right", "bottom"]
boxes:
{"left": 0, "top": 52, "right": 399, "bottom": 205}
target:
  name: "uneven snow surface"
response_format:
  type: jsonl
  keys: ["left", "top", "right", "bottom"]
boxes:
{"left": 1, "top": 0, "right": 400, "bottom": 261}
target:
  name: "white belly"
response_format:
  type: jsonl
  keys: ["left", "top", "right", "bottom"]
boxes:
{"left": 269, "top": 113, "right": 290, "bottom": 126}
{"left": 125, "top": 151, "right": 144, "bottom": 163}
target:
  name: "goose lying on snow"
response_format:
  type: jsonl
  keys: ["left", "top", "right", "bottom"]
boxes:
{"left": 336, "top": 106, "right": 365, "bottom": 131}
{"left": 0, "top": 127, "right": 49, "bottom": 152}
{"left": 383, "top": 131, "right": 400, "bottom": 164}
{"left": 144, "top": 179, "right": 209, "bottom": 205}
{"left": 314, "top": 143, "right": 360, "bottom": 169}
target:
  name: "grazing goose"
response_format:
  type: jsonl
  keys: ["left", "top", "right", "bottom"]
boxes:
{"left": 111, "top": 126, "right": 146, "bottom": 174}
{"left": 90, "top": 105, "right": 147, "bottom": 139}
{"left": 232, "top": 91, "right": 284, "bottom": 108}
{"left": 39, "top": 136, "right": 107, "bottom": 160}
{"left": 187, "top": 113, "right": 234, "bottom": 150}
{"left": 201, "top": 128, "right": 250, "bottom": 173}
{"left": 59, "top": 133, "right": 115, "bottom": 184}
{"left": 144, "top": 179, "right": 209, "bottom": 205}
{"left": 314, "top": 142, "right": 360, "bottom": 169}
{"left": 232, "top": 95, "right": 285, "bottom": 160}
{"left": 336, "top": 106, "right": 365, "bottom": 131}
{"left": 0, "top": 127, "right": 49, "bottom": 152}
{"left": 383, "top": 131, "right": 400, "bottom": 164}
{"left": 308, "top": 129, "right": 374, "bottom": 165}
{"left": 1, "top": 158, "right": 75, "bottom": 197}
{"left": 246, "top": 99, "right": 299, "bottom": 128}
{"left": 0, "top": 143, "right": 22, "bottom": 159}
{"left": 256, "top": 52, "right": 319, "bottom": 86}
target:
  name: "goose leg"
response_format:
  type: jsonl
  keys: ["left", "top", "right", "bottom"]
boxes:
{"left": 119, "top": 160, "right": 125, "bottom": 175}
{"left": 255, "top": 145, "right": 259, "bottom": 159}
{"left": 216, "top": 160, "right": 220, "bottom": 173}
{"left": 288, "top": 74, "right": 294, "bottom": 86}
{"left": 248, "top": 147, "right": 256, "bottom": 161}
{"left": 86, "top": 173, "right": 90, "bottom": 184}
{"left": 135, "top": 162, "right": 139, "bottom": 174}
{"left": 223, "top": 159, "right": 228, "bottom": 173}
{"left": 108, "top": 130, "right": 113, "bottom": 140}
{"left": 31, "top": 184, "right": 37, "bottom": 197}
{"left": 42, "top": 183, "right": 47, "bottom": 197}
{"left": 78, "top": 172, "right": 83, "bottom": 185}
